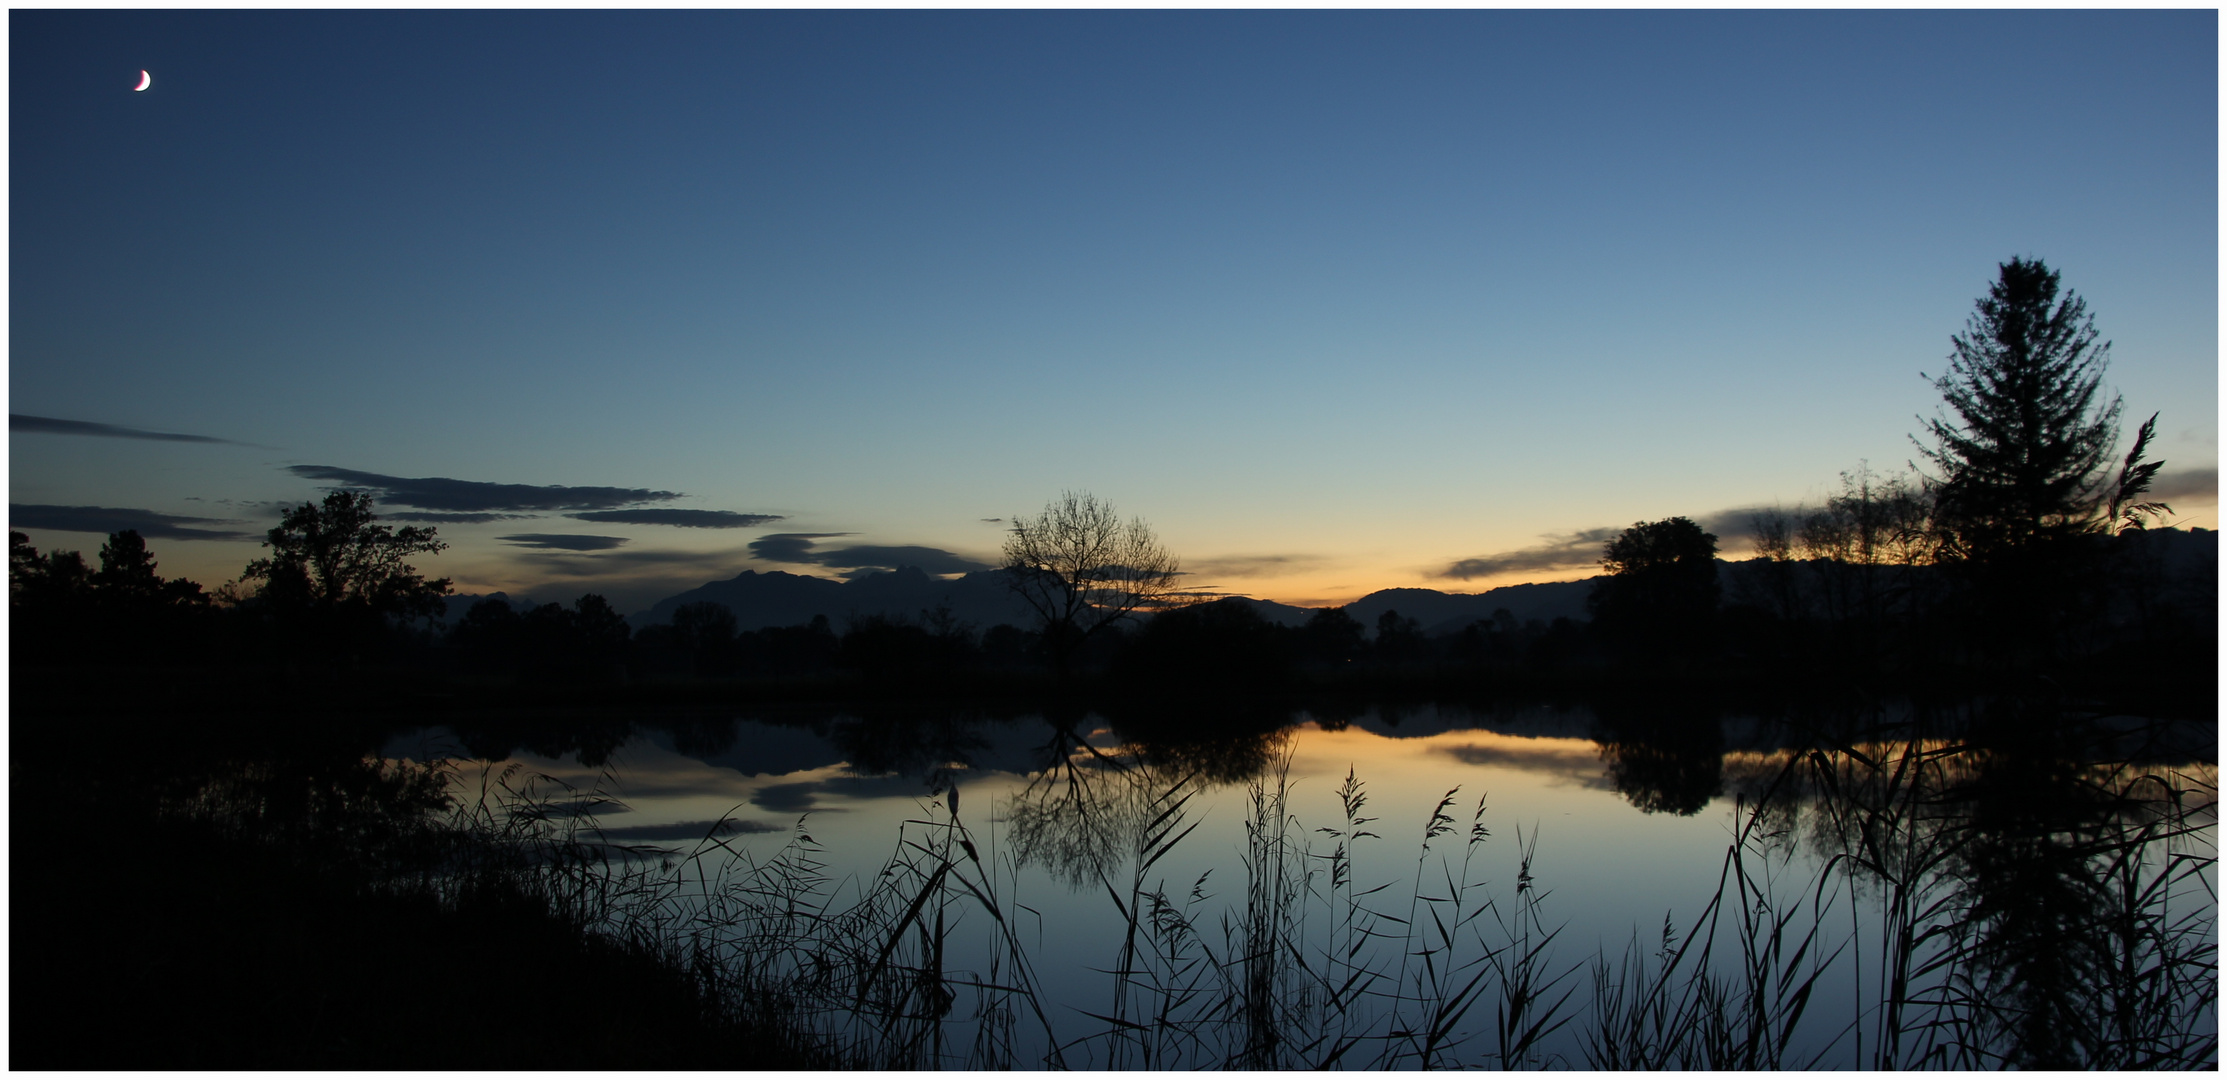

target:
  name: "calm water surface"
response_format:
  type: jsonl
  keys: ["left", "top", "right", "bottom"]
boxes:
{"left": 384, "top": 699, "right": 2216, "bottom": 1068}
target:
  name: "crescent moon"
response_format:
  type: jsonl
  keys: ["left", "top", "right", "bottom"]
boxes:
{"left": 133, "top": 70, "right": 151, "bottom": 92}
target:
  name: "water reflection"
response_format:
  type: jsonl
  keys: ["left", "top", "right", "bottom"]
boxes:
{"left": 1709, "top": 703, "right": 2217, "bottom": 1069}
{"left": 378, "top": 694, "right": 2212, "bottom": 1069}
{"left": 1591, "top": 695, "right": 1726, "bottom": 816}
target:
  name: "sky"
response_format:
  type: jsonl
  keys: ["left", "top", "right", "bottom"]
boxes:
{"left": 10, "top": 10, "right": 2218, "bottom": 615}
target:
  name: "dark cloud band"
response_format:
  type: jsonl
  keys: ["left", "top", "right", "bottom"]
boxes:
{"left": 749, "top": 532, "right": 852, "bottom": 564}
{"left": 2148, "top": 467, "right": 2217, "bottom": 504}
{"left": 568, "top": 509, "right": 785, "bottom": 528}
{"left": 11, "top": 414, "right": 236, "bottom": 444}
{"left": 748, "top": 532, "right": 990, "bottom": 575}
{"left": 1440, "top": 527, "right": 1621, "bottom": 581}
{"left": 9, "top": 504, "right": 258, "bottom": 542}
{"left": 498, "top": 533, "right": 631, "bottom": 551}
{"left": 287, "top": 465, "right": 679, "bottom": 513}
{"left": 387, "top": 511, "right": 537, "bottom": 524}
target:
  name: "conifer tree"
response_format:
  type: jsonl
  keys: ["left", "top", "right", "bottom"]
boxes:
{"left": 1918, "top": 258, "right": 2121, "bottom": 559}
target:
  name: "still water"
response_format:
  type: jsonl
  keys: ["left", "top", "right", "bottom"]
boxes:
{"left": 385, "top": 699, "right": 2216, "bottom": 1069}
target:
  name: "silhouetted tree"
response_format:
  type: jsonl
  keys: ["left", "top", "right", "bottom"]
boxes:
{"left": 1115, "top": 598, "right": 1290, "bottom": 689}
{"left": 93, "top": 530, "right": 162, "bottom": 601}
{"left": 838, "top": 612, "right": 976, "bottom": 683}
{"left": 1587, "top": 517, "right": 1720, "bottom": 664}
{"left": 571, "top": 594, "right": 633, "bottom": 676}
{"left": 242, "top": 492, "right": 451, "bottom": 623}
{"left": 1001, "top": 490, "right": 1181, "bottom": 677}
{"left": 451, "top": 597, "right": 526, "bottom": 674}
{"left": 1918, "top": 258, "right": 2122, "bottom": 560}
{"left": 1296, "top": 606, "right": 1366, "bottom": 666}
{"left": 667, "top": 601, "right": 740, "bottom": 676}
{"left": 1372, "top": 608, "right": 1425, "bottom": 663}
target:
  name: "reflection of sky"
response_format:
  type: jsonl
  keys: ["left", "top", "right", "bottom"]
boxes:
{"left": 385, "top": 711, "right": 2216, "bottom": 1066}
{"left": 396, "top": 713, "right": 1744, "bottom": 1046}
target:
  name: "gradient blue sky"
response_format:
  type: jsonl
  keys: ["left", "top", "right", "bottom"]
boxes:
{"left": 11, "top": 10, "right": 2217, "bottom": 613}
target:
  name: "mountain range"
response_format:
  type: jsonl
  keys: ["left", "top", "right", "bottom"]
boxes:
{"left": 624, "top": 566, "right": 1598, "bottom": 637}
{"left": 450, "top": 526, "right": 2213, "bottom": 639}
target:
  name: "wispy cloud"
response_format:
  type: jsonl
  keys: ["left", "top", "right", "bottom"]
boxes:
{"left": 1183, "top": 553, "right": 1326, "bottom": 579}
{"left": 9, "top": 504, "right": 259, "bottom": 541}
{"left": 749, "top": 533, "right": 852, "bottom": 563}
{"left": 1441, "top": 503, "right": 1818, "bottom": 580}
{"left": 2148, "top": 467, "right": 2218, "bottom": 504}
{"left": 497, "top": 533, "right": 630, "bottom": 551}
{"left": 748, "top": 532, "right": 991, "bottom": 575}
{"left": 509, "top": 547, "right": 752, "bottom": 575}
{"left": 568, "top": 509, "right": 784, "bottom": 528}
{"left": 287, "top": 465, "right": 680, "bottom": 513}
{"left": 1691, "top": 507, "right": 1783, "bottom": 546}
{"left": 590, "top": 819, "right": 781, "bottom": 842}
{"left": 11, "top": 413, "right": 242, "bottom": 445}
{"left": 1440, "top": 527, "right": 1620, "bottom": 581}
{"left": 386, "top": 511, "right": 538, "bottom": 524}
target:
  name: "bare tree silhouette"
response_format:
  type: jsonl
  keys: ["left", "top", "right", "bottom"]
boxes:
{"left": 1001, "top": 490, "right": 1180, "bottom": 677}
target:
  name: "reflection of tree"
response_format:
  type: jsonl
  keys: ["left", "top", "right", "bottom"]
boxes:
{"left": 1940, "top": 703, "right": 2205, "bottom": 1069}
{"left": 1005, "top": 706, "right": 1298, "bottom": 890}
{"left": 820, "top": 707, "right": 995, "bottom": 803}
{"left": 1110, "top": 701, "right": 1296, "bottom": 786}
{"left": 1005, "top": 713, "right": 1152, "bottom": 890}
{"left": 1591, "top": 697, "right": 1724, "bottom": 816}
{"left": 1732, "top": 701, "right": 2215, "bottom": 1068}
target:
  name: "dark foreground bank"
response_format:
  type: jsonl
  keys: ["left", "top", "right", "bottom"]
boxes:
{"left": 9, "top": 706, "right": 836, "bottom": 1070}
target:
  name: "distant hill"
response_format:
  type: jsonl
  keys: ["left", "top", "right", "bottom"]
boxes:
{"left": 625, "top": 567, "right": 1600, "bottom": 639}
{"left": 1346, "top": 579, "right": 1596, "bottom": 637}
{"left": 632, "top": 567, "right": 1040, "bottom": 632}
{"left": 1209, "top": 595, "right": 1321, "bottom": 628}
{"left": 470, "top": 527, "right": 2218, "bottom": 640}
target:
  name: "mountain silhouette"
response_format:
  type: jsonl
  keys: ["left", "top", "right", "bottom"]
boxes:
{"left": 1346, "top": 580, "right": 1595, "bottom": 636}
{"left": 627, "top": 567, "right": 1603, "bottom": 638}
{"left": 632, "top": 567, "right": 1040, "bottom": 632}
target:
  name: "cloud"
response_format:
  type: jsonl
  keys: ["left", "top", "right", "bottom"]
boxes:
{"left": 1183, "top": 554, "right": 1327, "bottom": 579}
{"left": 12, "top": 413, "right": 240, "bottom": 445}
{"left": 387, "top": 511, "right": 537, "bottom": 524}
{"left": 751, "top": 782, "right": 829, "bottom": 814}
{"left": 9, "top": 504, "right": 259, "bottom": 542}
{"left": 498, "top": 533, "right": 630, "bottom": 551}
{"left": 817, "top": 545, "right": 994, "bottom": 574}
{"left": 589, "top": 819, "right": 781, "bottom": 842}
{"left": 1440, "top": 527, "right": 1620, "bottom": 581}
{"left": 2148, "top": 467, "right": 2217, "bottom": 504}
{"left": 745, "top": 774, "right": 932, "bottom": 813}
{"left": 286, "top": 465, "right": 680, "bottom": 512}
{"left": 1441, "top": 504, "right": 1814, "bottom": 581}
{"left": 1692, "top": 507, "right": 1785, "bottom": 545}
{"left": 749, "top": 532, "right": 992, "bottom": 575}
{"left": 567, "top": 509, "right": 784, "bottom": 528}
{"left": 749, "top": 532, "right": 853, "bottom": 563}
{"left": 509, "top": 546, "right": 752, "bottom": 574}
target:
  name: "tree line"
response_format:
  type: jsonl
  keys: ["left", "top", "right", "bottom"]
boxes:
{"left": 10, "top": 258, "right": 2209, "bottom": 700}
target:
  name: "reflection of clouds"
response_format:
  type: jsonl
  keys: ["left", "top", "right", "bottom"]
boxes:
{"left": 1434, "top": 735, "right": 1616, "bottom": 790}
{"left": 752, "top": 781, "right": 830, "bottom": 813}
{"left": 749, "top": 772, "right": 934, "bottom": 812}
{"left": 594, "top": 818, "right": 781, "bottom": 842}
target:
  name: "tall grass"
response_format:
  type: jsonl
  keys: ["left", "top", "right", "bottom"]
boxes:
{"left": 422, "top": 713, "right": 2214, "bottom": 1070}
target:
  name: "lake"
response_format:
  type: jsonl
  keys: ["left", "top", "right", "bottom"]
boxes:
{"left": 384, "top": 696, "right": 2217, "bottom": 1069}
